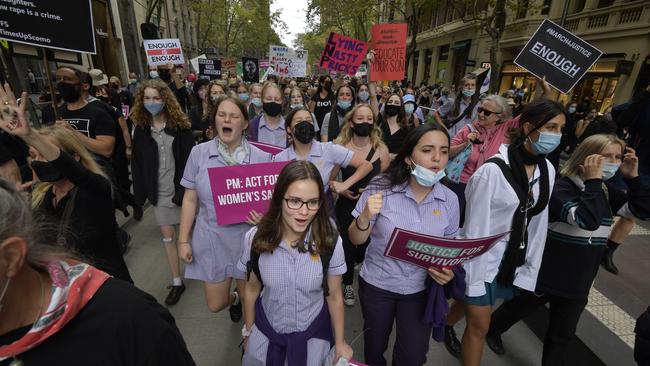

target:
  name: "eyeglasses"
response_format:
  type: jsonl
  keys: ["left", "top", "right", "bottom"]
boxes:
{"left": 477, "top": 107, "right": 500, "bottom": 117}
{"left": 284, "top": 197, "right": 321, "bottom": 211}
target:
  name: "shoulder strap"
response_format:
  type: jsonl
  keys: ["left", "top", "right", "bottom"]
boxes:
{"left": 485, "top": 157, "right": 527, "bottom": 201}
{"left": 327, "top": 111, "right": 340, "bottom": 141}
{"left": 446, "top": 101, "right": 476, "bottom": 129}
{"left": 320, "top": 225, "right": 338, "bottom": 297}
{"left": 364, "top": 147, "right": 376, "bottom": 162}
{"left": 246, "top": 246, "right": 264, "bottom": 287}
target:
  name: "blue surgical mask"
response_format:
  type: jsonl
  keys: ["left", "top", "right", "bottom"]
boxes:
{"left": 358, "top": 91, "right": 370, "bottom": 102}
{"left": 530, "top": 131, "right": 561, "bottom": 155}
{"left": 568, "top": 107, "right": 576, "bottom": 114}
{"left": 404, "top": 104, "right": 415, "bottom": 115}
{"left": 251, "top": 97, "right": 262, "bottom": 108}
{"left": 411, "top": 163, "right": 446, "bottom": 187}
{"left": 290, "top": 103, "right": 304, "bottom": 110}
{"left": 144, "top": 101, "right": 165, "bottom": 116}
{"left": 149, "top": 70, "right": 159, "bottom": 79}
{"left": 239, "top": 93, "right": 249, "bottom": 102}
{"left": 602, "top": 162, "right": 621, "bottom": 181}
{"left": 337, "top": 100, "right": 352, "bottom": 109}
{"left": 462, "top": 89, "right": 475, "bottom": 97}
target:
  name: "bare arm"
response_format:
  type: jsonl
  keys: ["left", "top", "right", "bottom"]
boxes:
{"left": 117, "top": 116, "right": 132, "bottom": 158}
{"left": 178, "top": 187, "right": 198, "bottom": 263}
{"left": 326, "top": 274, "right": 352, "bottom": 360}
{"left": 244, "top": 272, "right": 262, "bottom": 337}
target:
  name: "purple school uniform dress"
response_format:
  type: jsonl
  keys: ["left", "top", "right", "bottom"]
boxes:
{"left": 181, "top": 139, "right": 272, "bottom": 283}
{"left": 238, "top": 227, "right": 347, "bottom": 365}
{"left": 273, "top": 141, "right": 354, "bottom": 190}
{"left": 257, "top": 114, "right": 288, "bottom": 148}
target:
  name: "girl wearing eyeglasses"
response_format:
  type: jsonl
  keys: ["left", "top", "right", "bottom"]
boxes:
{"left": 239, "top": 160, "right": 353, "bottom": 365}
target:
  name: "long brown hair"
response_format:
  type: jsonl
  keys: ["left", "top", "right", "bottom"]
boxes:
{"left": 252, "top": 160, "right": 335, "bottom": 255}
{"left": 130, "top": 79, "right": 190, "bottom": 129}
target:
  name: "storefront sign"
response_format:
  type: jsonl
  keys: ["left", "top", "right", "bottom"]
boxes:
{"left": 319, "top": 32, "right": 368, "bottom": 76}
{"left": 198, "top": 58, "right": 221, "bottom": 80}
{"left": 481, "top": 62, "right": 492, "bottom": 69}
{"left": 514, "top": 19, "right": 602, "bottom": 93}
{"left": 0, "top": 0, "right": 96, "bottom": 53}
{"left": 370, "top": 23, "right": 407, "bottom": 81}
{"left": 384, "top": 228, "right": 508, "bottom": 270}
{"left": 208, "top": 161, "right": 290, "bottom": 226}
{"left": 143, "top": 38, "right": 185, "bottom": 66}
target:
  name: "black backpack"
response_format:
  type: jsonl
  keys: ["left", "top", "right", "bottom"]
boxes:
{"left": 247, "top": 225, "right": 338, "bottom": 297}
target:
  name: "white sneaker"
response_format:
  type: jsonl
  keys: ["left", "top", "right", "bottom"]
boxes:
{"left": 343, "top": 285, "right": 355, "bottom": 306}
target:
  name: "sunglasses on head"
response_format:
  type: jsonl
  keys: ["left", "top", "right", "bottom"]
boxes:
{"left": 477, "top": 107, "right": 499, "bottom": 117}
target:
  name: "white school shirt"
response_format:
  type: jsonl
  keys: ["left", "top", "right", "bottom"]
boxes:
{"left": 461, "top": 144, "right": 556, "bottom": 297}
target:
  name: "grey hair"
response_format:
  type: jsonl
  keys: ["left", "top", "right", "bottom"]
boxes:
{"left": 481, "top": 94, "right": 512, "bottom": 119}
{"left": 0, "top": 179, "right": 72, "bottom": 270}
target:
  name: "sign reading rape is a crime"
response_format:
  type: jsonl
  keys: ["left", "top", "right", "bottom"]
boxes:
{"left": 514, "top": 19, "right": 602, "bottom": 94}
{"left": 319, "top": 32, "right": 368, "bottom": 76}
{"left": 208, "top": 161, "right": 289, "bottom": 226}
{"left": 143, "top": 38, "right": 185, "bottom": 66}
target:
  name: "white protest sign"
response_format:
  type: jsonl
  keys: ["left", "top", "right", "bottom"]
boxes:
{"left": 190, "top": 54, "right": 206, "bottom": 73}
{"left": 288, "top": 49, "right": 308, "bottom": 77}
{"left": 143, "top": 38, "right": 185, "bottom": 66}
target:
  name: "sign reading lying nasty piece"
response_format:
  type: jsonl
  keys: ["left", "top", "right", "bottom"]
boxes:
{"left": 370, "top": 23, "right": 407, "bottom": 81}
{"left": 514, "top": 19, "right": 602, "bottom": 94}
{"left": 208, "top": 161, "right": 289, "bottom": 226}
{"left": 0, "top": 0, "right": 96, "bottom": 53}
{"left": 319, "top": 32, "right": 368, "bottom": 76}
{"left": 143, "top": 38, "right": 185, "bottom": 66}
{"left": 384, "top": 228, "right": 509, "bottom": 270}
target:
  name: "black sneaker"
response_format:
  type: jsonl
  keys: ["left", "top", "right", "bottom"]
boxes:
{"left": 133, "top": 204, "right": 144, "bottom": 221}
{"left": 164, "top": 283, "right": 185, "bottom": 306}
{"left": 444, "top": 325, "right": 461, "bottom": 358}
{"left": 486, "top": 331, "right": 505, "bottom": 355}
{"left": 229, "top": 292, "right": 242, "bottom": 322}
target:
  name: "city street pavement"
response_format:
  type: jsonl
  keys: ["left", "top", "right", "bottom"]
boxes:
{"left": 119, "top": 207, "right": 544, "bottom": 366}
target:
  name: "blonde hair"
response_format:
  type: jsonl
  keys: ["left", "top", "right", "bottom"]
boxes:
{"left": 561, "top": 134, "right": 625, "bottom": 177}
{"left": 261, "top": 83, "right": 281, "bottom": 100}
{"left": 31, "top": 126, "right": 107, "bottom": 208}
{"left": 130, "top": 79, "right": 190, "bottom": 129}
{"left": 335, "top": 104, "right": 386, "bottom": 150}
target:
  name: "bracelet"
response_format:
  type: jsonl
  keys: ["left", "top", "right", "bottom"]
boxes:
{"left": 355, "top": 217, "right": 370, "bottom": 231}
{"left": 241, "top": 325, "right": 252, "bottom": 338}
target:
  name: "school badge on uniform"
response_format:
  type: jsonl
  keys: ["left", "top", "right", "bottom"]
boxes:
{"left": 432, "top": 209, "right": 442, "bottom": 216}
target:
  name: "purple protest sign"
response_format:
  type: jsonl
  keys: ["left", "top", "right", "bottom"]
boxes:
{"left": 208, "top": 161, "right": 289, "bottom": 226}
{"left": 249, "top": 141, "right": 285, "bottom": 155}
{"left": 384, "top": 228, "right": 509, "bottom": 270}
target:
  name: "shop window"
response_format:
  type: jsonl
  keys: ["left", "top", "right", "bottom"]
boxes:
{"left": 412, "top": 52, "right": 420, "bottom": 82}
{"left": 423, "top": 48, "right": 433, "bottom": 83}
{"left": 541, "top": 0, "right": 552, "bottom": 15}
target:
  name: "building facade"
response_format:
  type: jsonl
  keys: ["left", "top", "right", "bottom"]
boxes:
{"left": 406, "top": 0, "right": 650, "bottom": 111}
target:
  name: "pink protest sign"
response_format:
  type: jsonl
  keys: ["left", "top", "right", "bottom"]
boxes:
{"left": 208, "top": 161, "right": 289, "bottom": 226}
{"left": 249, "top": 141, "right": 285, "bottom": 155}
{"left": 319, "top": 32, "right": 368, "bottom": 76}
{"left": 384, "top": 228, "right": 509, "bottom": 270}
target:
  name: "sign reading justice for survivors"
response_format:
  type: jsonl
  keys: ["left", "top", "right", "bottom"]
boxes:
{"left": 208, "top": 161, "right": 289, "bottom": 226}
{"left": 319, "top": 32, "right": 368, "bottom": 76}
{"left": 514, "top": 19, "right": 602, "bottom": 94}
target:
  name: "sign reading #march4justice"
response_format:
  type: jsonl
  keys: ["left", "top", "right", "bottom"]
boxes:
{"left": 514, "top": 19, "right": 602, "bottom": 94}
{"left": 0, "top": 0, "right": 95, "bottom": 53}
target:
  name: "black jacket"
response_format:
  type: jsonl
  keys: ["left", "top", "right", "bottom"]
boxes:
{"left": 132, "top": 125, "right": 194, "bottom": 206}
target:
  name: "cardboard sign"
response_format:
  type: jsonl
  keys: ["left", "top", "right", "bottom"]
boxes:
{"left": 384, "top": 228, "right": 509, "bottom": 270}
{"left": 320, "top": 32, "right": 368, "bottom": 76}
{"left": 208, "top": 161, "right": 289, "bottom": 226}
{"left": 514, "top": 19, "right": 602, "bottom": 94}
{"left": 198, "top": 58, "right": 221, "bottom": 80}
{"left": 289, "top": 49, "right": 308, "bottom": 77}
{"left": 143, "top": 38, "right": 184, "bottom": 66}
{"left": 0, "top": 0, "right": 96, "bottom": 53}
{"left": 220, "top": 57, "right": 237, "bottom": 76}
{"left": 269, "top": 45, "right": 290, "bottom": 75}
{"left": 242, "top": 57, "right": 259, "bottom": 83}
{"left": 370, "top": 23, "right": 407, "bottom": 81}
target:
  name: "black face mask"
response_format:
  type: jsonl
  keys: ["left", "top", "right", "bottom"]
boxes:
{"left": 31, "top": 160, "right": 64, "bottom": 182}
{"left": 385, "top": 104, "right": 400, "bottom": 117}
{"left": 351, "top": 122, "right": 373, "bottom": 137}
{"left": 57, "top": 82, "right": 82, "bottom": 103}
{"left": 263, "top": 102, "right": 282, "bottom": 117}
{"left": 158, "top": 70, "right": 172, "bottom": 82}
{"left": 292, "top": 121, "right": 316, "bottom": 144}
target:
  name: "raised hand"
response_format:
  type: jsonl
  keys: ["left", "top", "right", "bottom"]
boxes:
{"left": 0, "top": 83, "right": 30, "bottom": 137}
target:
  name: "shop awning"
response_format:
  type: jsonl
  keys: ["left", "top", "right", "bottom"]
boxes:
{"left": 450, "top": 41, "right": 470, "bottom": 50}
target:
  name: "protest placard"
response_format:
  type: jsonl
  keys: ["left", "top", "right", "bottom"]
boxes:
{"left": 514, "top": 19, "right": 602, "bottom": 94}
{"left": 249, "top": 141, "right": 284, "bottom": 155}
{"left": 289, "top": 49, "right": 308, "bottom": 77}
{"left": 143, "top": 38, "right": 185, "bottom": 66}
{"left": 370, "top": 23, "right": 407, "bottom": 81}
{"left": 242, "top": 57, "right": 259, "bottom": 82}
{"left": 319, "top": 32, "right": 368, "bottom": 76}
{"left": 384, "top": 228, "right": 509, "bottom": 270}
{"left": 198, "top": 58, "right": 221, "bottom": 80}
{"left": 190, "top": 54, "right": 206, "bottom": 73}
{"left": 221, "top": 57, "right": 237, "bottom": 75}
{"left": 208, "top": 161, "right": 289, "bottom": 226}
{"left": 269, "top": 45, "right": 291, "bottom": 76}
{"left": 0, "top": 0, "right": 96, "bottom": 53}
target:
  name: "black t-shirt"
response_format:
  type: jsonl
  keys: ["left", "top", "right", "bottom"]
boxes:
{"left": 312, "top": 90, "right": 334, "bottom": 130}
{"left": 61, "top": 102, "right": 116, "bottom": 140}
{"left": 0, "top": 278, "right": 195, "bottom": 366}
{"left": 40, "top": 103, "right": 66, "bottom": 125}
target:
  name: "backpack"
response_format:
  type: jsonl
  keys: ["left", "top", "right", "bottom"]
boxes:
{"left": 247, "top": 225, "right": 338, "bottom": 297}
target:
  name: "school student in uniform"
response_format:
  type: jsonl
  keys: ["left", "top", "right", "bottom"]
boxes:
{"left": 321, "top": 84, "right": 356, "bottom": 142}
{"left": 239, "top": 160, "right": 353, "bottom": 365}
{"left": 178, "top": 96, "right": 272, "bottom": 322}
{"left": 458, "top": 98, "right": 566, "bottom": 366}
{"left": 485, "top": 134, "right": 650, "bottom": 365}
{"left": 348, "top": 123, "right": 464, "bottom": 365}
{"left": 247, "top": 83, "right": 287, "bottom": 148}
{"left": 379, "top": 94, "right": 410, "bottom": 159}
{"left": 333, "top": 104, "right": 390, "bottom": 306}
{"left": 247, "top": 83, "right": 263, "bottom": 120}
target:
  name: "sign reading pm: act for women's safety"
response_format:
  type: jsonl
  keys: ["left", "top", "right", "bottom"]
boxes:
{"left": 514, "top": 19, "right": 602, "bottom": 94}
